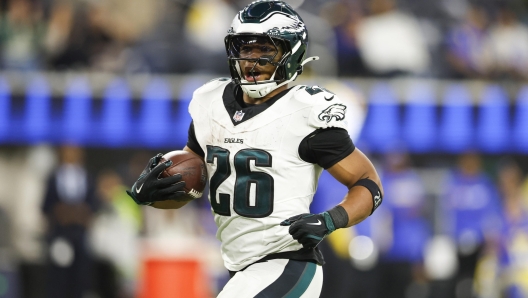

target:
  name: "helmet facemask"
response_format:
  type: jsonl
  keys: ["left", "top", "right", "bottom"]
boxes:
{"left": 225, "top": 34, "right": 291, "bottom": 98}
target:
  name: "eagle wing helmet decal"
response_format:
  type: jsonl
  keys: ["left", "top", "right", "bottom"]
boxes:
{"left": 318, "top": 104, "right": 347, "bottom": 123}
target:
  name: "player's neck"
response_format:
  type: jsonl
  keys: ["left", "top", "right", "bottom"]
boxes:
{"left": 243, "top": 85, "right": 288, "bottom": 105}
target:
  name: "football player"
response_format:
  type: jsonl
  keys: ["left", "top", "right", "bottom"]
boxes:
{"left": 127, "top": 1, "right": 383, "bottom": 297}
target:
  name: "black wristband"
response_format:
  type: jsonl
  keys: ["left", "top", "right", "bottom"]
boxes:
{"left": 353, "top": 178, "right": 382, "bottom": 215}
{"left": 326, "top": 205, "right": 349, "bottom": 229}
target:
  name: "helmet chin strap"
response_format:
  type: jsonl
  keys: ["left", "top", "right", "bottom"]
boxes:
{"left": 241, "top": 56, "right": 320, "bottom": 99}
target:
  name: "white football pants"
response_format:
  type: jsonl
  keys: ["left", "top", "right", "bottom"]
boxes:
{"left": 217, "top": 259, "right": 323, "bottom": 298}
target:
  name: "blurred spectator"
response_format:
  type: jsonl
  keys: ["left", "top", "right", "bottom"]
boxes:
{"left": 494, "top": 160, "right": 528, "bottom": 298}
{"left": 376, "top": 150, "right": 431, "bottom": 298}
{"left": 183, "top": 0, "right": 237, "bottom": 74}
{"left": 321, "top": 1, "right": 370, "bottom": 77}
{"left": 127, "top": 0, "right": 195, "bottom": 73}
{"left": 355, "top": 0, "right": 431, "bottom": 77}
{"left": 90, "top": 0, "right": 160, "bottom": 43}
{"left": 0, "top": 0, "right": 45, "bottom": 70}
{"left": 43, "top": 0, "right": 163, "bottom": 72}
{"left": 41, "top": 145, "right": 99, "bottom": 298}
{"left": 90, "top": 169, "right": 142, "bottom": 298}
{"left": 298, "top": 6, "right": 340, "bottom": 78}
{"left": 440, "top": 152, "right": 502, "bottom": 298}
{"left": 444, "top": 5, "right": 490, "bottom": 79}
{"left": 43, "top": 2, "right": 116, "bottom": 71}
{"left": 482, "top": 5, "right": 528, "bottom": 80}
{"left": 43, "top": 1, "right": 75, "bottom": 67}
{"left": 87, "top": 0, "right": 162, "bottom": 72}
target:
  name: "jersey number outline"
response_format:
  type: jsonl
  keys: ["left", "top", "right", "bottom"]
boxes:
{"left": 206, "top": 146, "right": 274, "bottom": 218}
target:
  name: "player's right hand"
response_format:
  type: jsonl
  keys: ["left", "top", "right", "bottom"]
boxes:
{"left": 126, "top": 153, "right": 186, "bottom": 205}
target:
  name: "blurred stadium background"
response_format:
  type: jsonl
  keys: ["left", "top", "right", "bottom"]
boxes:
{"left": 1, "top": 0, "right": 528, "bottom": 297}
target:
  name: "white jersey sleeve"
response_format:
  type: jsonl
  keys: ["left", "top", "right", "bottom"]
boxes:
{"left": 294, "top": 85, "right": 349, "bottom": 131}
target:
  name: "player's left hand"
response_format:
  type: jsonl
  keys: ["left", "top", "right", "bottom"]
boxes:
{"left": 280, "top": 212, "right": 336, "bottom": 248}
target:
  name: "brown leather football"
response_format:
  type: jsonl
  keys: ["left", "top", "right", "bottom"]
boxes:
{"left": 159, "top": 150, "right": 207, "bottom": 200}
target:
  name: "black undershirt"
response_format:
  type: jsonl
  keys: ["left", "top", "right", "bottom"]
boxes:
{"left": 298, "top": 127, "right": 355, "bottom": 169}
{"left": 187, "top": 122, "right": 205, "bottom": 157}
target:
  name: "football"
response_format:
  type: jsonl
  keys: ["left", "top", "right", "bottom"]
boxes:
{"left": 159, "top": 150, "right": 207, "bottom": 200}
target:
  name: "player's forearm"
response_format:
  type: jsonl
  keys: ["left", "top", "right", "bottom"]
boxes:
{"left": 338, "top": 185, "right": 376, "bottom": 227}
{"left": 333, "top": 160, "right": 383, "bottom": 228}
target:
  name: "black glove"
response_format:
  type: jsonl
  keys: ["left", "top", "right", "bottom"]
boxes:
{"left": 126, "top": 153, "right": 187, "bottom": 205}
{"left": 280, "top": 212, "right": 336, "bottom": 248}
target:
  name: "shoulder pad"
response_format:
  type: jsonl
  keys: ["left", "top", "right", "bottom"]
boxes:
{"left": 194, "top": 77, "right": 232, "bottom": 95}
{"left": 189, "top": 78, "right": 231, "bottom": 117}
{"left": 293, "top": 85, "right": 349, "bottom": 130}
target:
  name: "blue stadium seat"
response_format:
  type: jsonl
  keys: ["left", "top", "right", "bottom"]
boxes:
{"left": 439, "top": 84, "right": 473, "bottom": 153}
{"left": 138, "top": 78, "right": 172, "bottom": 148}
{"left": 100, "top": 78, "right": 132, "bottom": 147}
{"left": 362, "top": 83, "right": 400, "bottom": 153}
{"left": 476, "top": 85, "right": 509, "bottom": 153}
{"left": 402, "top": 82, "right": 437, "bottom": 153}
{"left": 513, "top": 86, "right": 528, "bottom": 153}
{"left": 23, "top": 75, "right": 51, "bottom": 143}
{"left": 62, "top": 76, "right": 92, "bottom": 144}
{"left": 0, "top": 77, "right": 10, "bottom": 142}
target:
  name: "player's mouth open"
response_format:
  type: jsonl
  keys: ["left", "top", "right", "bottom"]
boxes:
{"left": 245, "top": 72, "right": 262, "bottom": 82}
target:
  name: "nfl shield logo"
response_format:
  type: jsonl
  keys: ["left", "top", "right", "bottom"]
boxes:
{"left": 233, "top": 110, "right": 245, "bottom": 122}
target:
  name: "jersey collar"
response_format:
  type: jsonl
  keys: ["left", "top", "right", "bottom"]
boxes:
{"left": 223, "top": 82, "right": 293, "bottom": 126}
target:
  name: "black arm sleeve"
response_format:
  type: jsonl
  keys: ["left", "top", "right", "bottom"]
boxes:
{"left": 186, "top": 121, "right": 205, "bottom": 157}
{"left": 298, "top": 128, "right": 355, "bottom": 169}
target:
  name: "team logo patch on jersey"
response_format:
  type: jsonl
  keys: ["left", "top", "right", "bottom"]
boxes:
{"left": 318, "top": 104, "right": 346, "bottom": 123}
{"left": 233, "top": 110, "right": 245, "bottom": 122}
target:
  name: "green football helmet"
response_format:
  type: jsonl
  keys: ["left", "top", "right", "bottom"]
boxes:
{"left": 225, "top": 0, "right": 318, "bottom": 98}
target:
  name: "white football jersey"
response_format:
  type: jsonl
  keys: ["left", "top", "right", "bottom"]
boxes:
{"left": 188, "top": 78, "right": 349, "bottom": 271}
